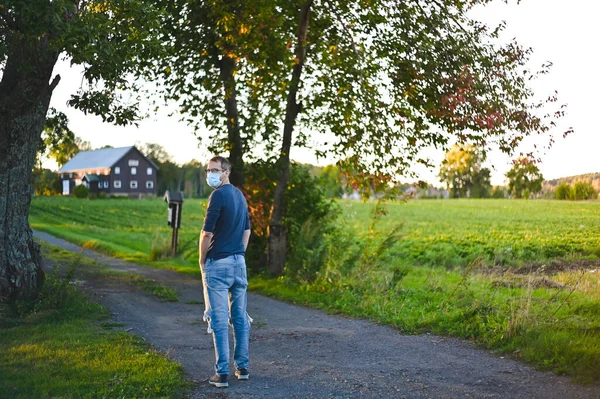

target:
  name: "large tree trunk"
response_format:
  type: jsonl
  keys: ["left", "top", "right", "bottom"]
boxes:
{"left": 219, "top": 54, "right": 245, "bottom": 187}
{"left": 0, "top": 35, "right": 60, "bottom": 301}
{"left": 267, "top": 1, "right": 312, "bottom": 275}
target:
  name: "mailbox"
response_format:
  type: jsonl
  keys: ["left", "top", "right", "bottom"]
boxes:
{"left": 164, "top": 190, "right": 184, "bottom": 229}
{"left": 164, "top": 190, "right": 184, "bottom": 255}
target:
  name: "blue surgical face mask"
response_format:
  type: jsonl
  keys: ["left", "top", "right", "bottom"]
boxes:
{"left": 207, "top": 172, "right": 222, "bottom": 188}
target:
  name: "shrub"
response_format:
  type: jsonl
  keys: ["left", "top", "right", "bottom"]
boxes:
{"left": 98, "top": 192, "right": 107, "bottom": 199}
{"left": 555, "top": 183, "right": 573, "bottom": 200}
{"left": 243, "top": 161, "right": 339, "bottom": 274}
{"left": 73, "top": 184, "right": 89, "bottom": 198}
{"left": 491, "top": 186, "right": 505, "bottom": 199}
{"left": 573, "top": 181, "right": 596, "bottom": 200}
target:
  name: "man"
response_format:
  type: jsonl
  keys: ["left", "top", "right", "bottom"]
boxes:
{"left": 199, "top": 156, "right": 252, "bottom": 388}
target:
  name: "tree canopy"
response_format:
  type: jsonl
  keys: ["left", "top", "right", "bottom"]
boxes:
{"left": 505, "top": 157, "right": 544, "bottom": 199}
{"left": 439, "top": 144, "right": 491, "bottom": 198}
{"left": 151, "top": 0, "right": 568, "bottom": 187}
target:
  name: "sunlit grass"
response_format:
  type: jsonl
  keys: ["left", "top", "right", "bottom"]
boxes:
{"left": 0, "top": 243, "right": 189, "bottom": 398}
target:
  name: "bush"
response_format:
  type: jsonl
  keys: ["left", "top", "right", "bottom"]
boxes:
{"left": 73, "top": 184, "right": 89, "bottom": 198}
{"left": 555, "top": 183, "right": 573, "bottom": 200}
{"left": 98, "top": 192, "right": 107, "bottom": 199}
{"left": 243, "top": 161, "right": 339, "bottom": 274}
{"left": 490, "top": 186, "right": 505, "bottom": 199}
{"left": 573, "top": 181, "right": 596, "bottom": 200}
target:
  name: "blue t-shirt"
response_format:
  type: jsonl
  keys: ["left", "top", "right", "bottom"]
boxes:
{"left": 203, "top": 184, "right": 251, "bottom": 260}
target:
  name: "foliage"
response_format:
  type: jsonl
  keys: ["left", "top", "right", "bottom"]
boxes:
{"left": 1, "top": 0, "right": 167, "bottom": 124}
{"left": 317, "top": 164, "right": 345, "bottom": 198}
{"left": 72, "top": 184, "right": 89, "bottom": 199}
{"left": 573, "top": 181, "right": 597, "bottom": 200}
{"left": 243, "top": 161, "right": 339, "bottom": 272}
{"left": 555, "top": 183, "right": 574, "bottom": 200}
{"left": 490, "top": 186, "right": 505, "bottom": 199}
{"left": 506, "top": 158, "right": 544, "bottom": 199}
{"left": 439, "top": 144, "right": 491, "bottom": 198}
{"left": 150, "top": 0, "right": 568, "bottom": 186}
{"left": 32, "top": 168, "right": 61, "bottom": 196}
{"left": 38, "top": 108, "right": 92, "bottom": 168}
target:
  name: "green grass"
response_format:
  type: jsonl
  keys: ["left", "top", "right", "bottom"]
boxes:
{"left": 30, "top": 196, "right": 205, "bottom": 274}
{"left": 250, "top": 265, "right": 600, "bottom": 383}
{"left": 339, "top": 199, "right": 600, "bottom": 267}
{"left": 28, "top": 196, "right": 600, "bottom": 383}
{"left": 0, "top": 243, "right": 189, "bottom": 398}
{"left": 30, "top": 197, "right": 600, "bottom": 270}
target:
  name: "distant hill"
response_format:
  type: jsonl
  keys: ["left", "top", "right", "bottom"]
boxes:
{"left": 543, "top": 172, "right": 600, "bottom": 191}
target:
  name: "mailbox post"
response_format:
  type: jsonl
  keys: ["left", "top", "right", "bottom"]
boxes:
{"left": 164, "top": 190, "right": 184, "bottom": 256}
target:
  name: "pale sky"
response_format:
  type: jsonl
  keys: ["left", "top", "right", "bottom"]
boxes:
{"left": 47, "top": 0, "right": 599, "bottom": 186}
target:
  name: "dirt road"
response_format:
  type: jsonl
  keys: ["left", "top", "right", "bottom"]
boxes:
{"left": 34, "top": 231, "right": 600, "bottom": 399}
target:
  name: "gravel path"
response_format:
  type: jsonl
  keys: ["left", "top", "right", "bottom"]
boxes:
{"left": 34, "top": 230, "right": 600, "bottom": 399}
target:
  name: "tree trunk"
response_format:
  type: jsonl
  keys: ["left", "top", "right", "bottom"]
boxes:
{"left": 219, "top": 55, "right": 245, "bottom": 187}
{"left": 0, "top": 35, "right": 60, "bottom": 301}
{"left": 267, "top": 1, "right": 312, "bottom": 275}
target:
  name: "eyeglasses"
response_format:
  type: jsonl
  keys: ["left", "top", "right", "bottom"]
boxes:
{"left": 205, "top": 168, "right": 225, "bottom": 174}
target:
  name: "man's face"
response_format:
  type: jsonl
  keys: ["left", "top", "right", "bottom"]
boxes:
{"left": 207, "top": 161, "right": 229, "bottom": 181}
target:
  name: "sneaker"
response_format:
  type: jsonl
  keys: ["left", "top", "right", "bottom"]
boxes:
{"left": 235, "top": 368, "right": 249, "bottom": 380}
{"left": 208, "top": 374, "right": 228, "bottom": 388}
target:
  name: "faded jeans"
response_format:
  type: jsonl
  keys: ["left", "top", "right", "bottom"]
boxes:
{"left": 202, "top": 254, "right": 251, "bottom": 375}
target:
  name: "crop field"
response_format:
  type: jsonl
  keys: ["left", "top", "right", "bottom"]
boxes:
{"left": 29, "top": 196, "right": 600, "bottom": 382}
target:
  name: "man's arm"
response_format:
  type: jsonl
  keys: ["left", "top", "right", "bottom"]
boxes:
{"left": 199, "top": 231, "right": 213, "bottom": 269}
{"left": 242, "top": 229, "right": 251, "bottom": 251}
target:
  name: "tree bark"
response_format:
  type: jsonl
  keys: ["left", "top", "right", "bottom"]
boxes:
{"left": 0, "top": 35, "right": 60, "bottom": 301}
{"left": 267, "top": 1, "right": 312, "bottom": 275}
{"left": 219, "top": 54, "right": 245, "bottom": 187}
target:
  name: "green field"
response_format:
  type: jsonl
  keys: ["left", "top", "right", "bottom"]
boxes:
{"left": 29, "top": 197, "right": 600, "bottom": 269}
{"left": 28, "top": 196, "right": 600, "bottom": 382}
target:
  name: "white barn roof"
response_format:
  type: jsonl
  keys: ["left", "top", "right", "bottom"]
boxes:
{"left": 58, "top": 146, "right": 135, "bottom": 172}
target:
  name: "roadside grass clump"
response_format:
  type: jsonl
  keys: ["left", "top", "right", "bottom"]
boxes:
{"left": 0, "top": 250, "right": 188, "bottom": 398}
{"left": 149, "top": 232, "right": 173, "bottom": 261}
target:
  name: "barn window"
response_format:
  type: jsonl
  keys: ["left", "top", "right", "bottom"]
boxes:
{"left": 146, "top": 181, "right": 154, "bottom": 189}
{"left": 114, "top": 180, "right": 122, "bottom": 188}
{"left": 130, "top": 180, "right": 138, "bottom": 189}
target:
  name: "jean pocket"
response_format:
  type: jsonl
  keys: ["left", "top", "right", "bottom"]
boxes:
{"left": 206, "top": 265, "right": 233, "bottom": 289}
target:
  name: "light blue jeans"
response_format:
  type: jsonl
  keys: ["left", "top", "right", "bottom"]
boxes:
{"left": 202, "top": 254, "right": 251, "bottom": 375}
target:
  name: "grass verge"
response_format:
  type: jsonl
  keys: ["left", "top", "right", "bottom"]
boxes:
{"left": 250, "top": 264, "right": 600, "bottom": 384}
{"left": 0, "top": 245, "right": 190, "bottom": 398}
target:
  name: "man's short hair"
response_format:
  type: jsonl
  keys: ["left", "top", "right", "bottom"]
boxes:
{"left": 209, "top": 156, "right": 231, "bottom": 171}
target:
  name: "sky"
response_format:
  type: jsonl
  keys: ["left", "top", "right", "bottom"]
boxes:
{"left": 47, "top": 0, "right": 599, "bottom": 186}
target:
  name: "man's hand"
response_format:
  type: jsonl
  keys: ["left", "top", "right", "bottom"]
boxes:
{"left": 199, "top": 231, "right": 213, "bottom": 271}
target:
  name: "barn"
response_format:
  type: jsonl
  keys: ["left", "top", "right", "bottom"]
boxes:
{"left": 58, "top": 146, "right": 159, "bottom": 197}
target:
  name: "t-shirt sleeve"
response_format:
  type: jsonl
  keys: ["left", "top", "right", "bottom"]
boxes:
{"left": 203, "top": 192, "right": 222, "bottom": 233}
{"left": 245, "top": 210, "right": 250, "bottom": 230}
